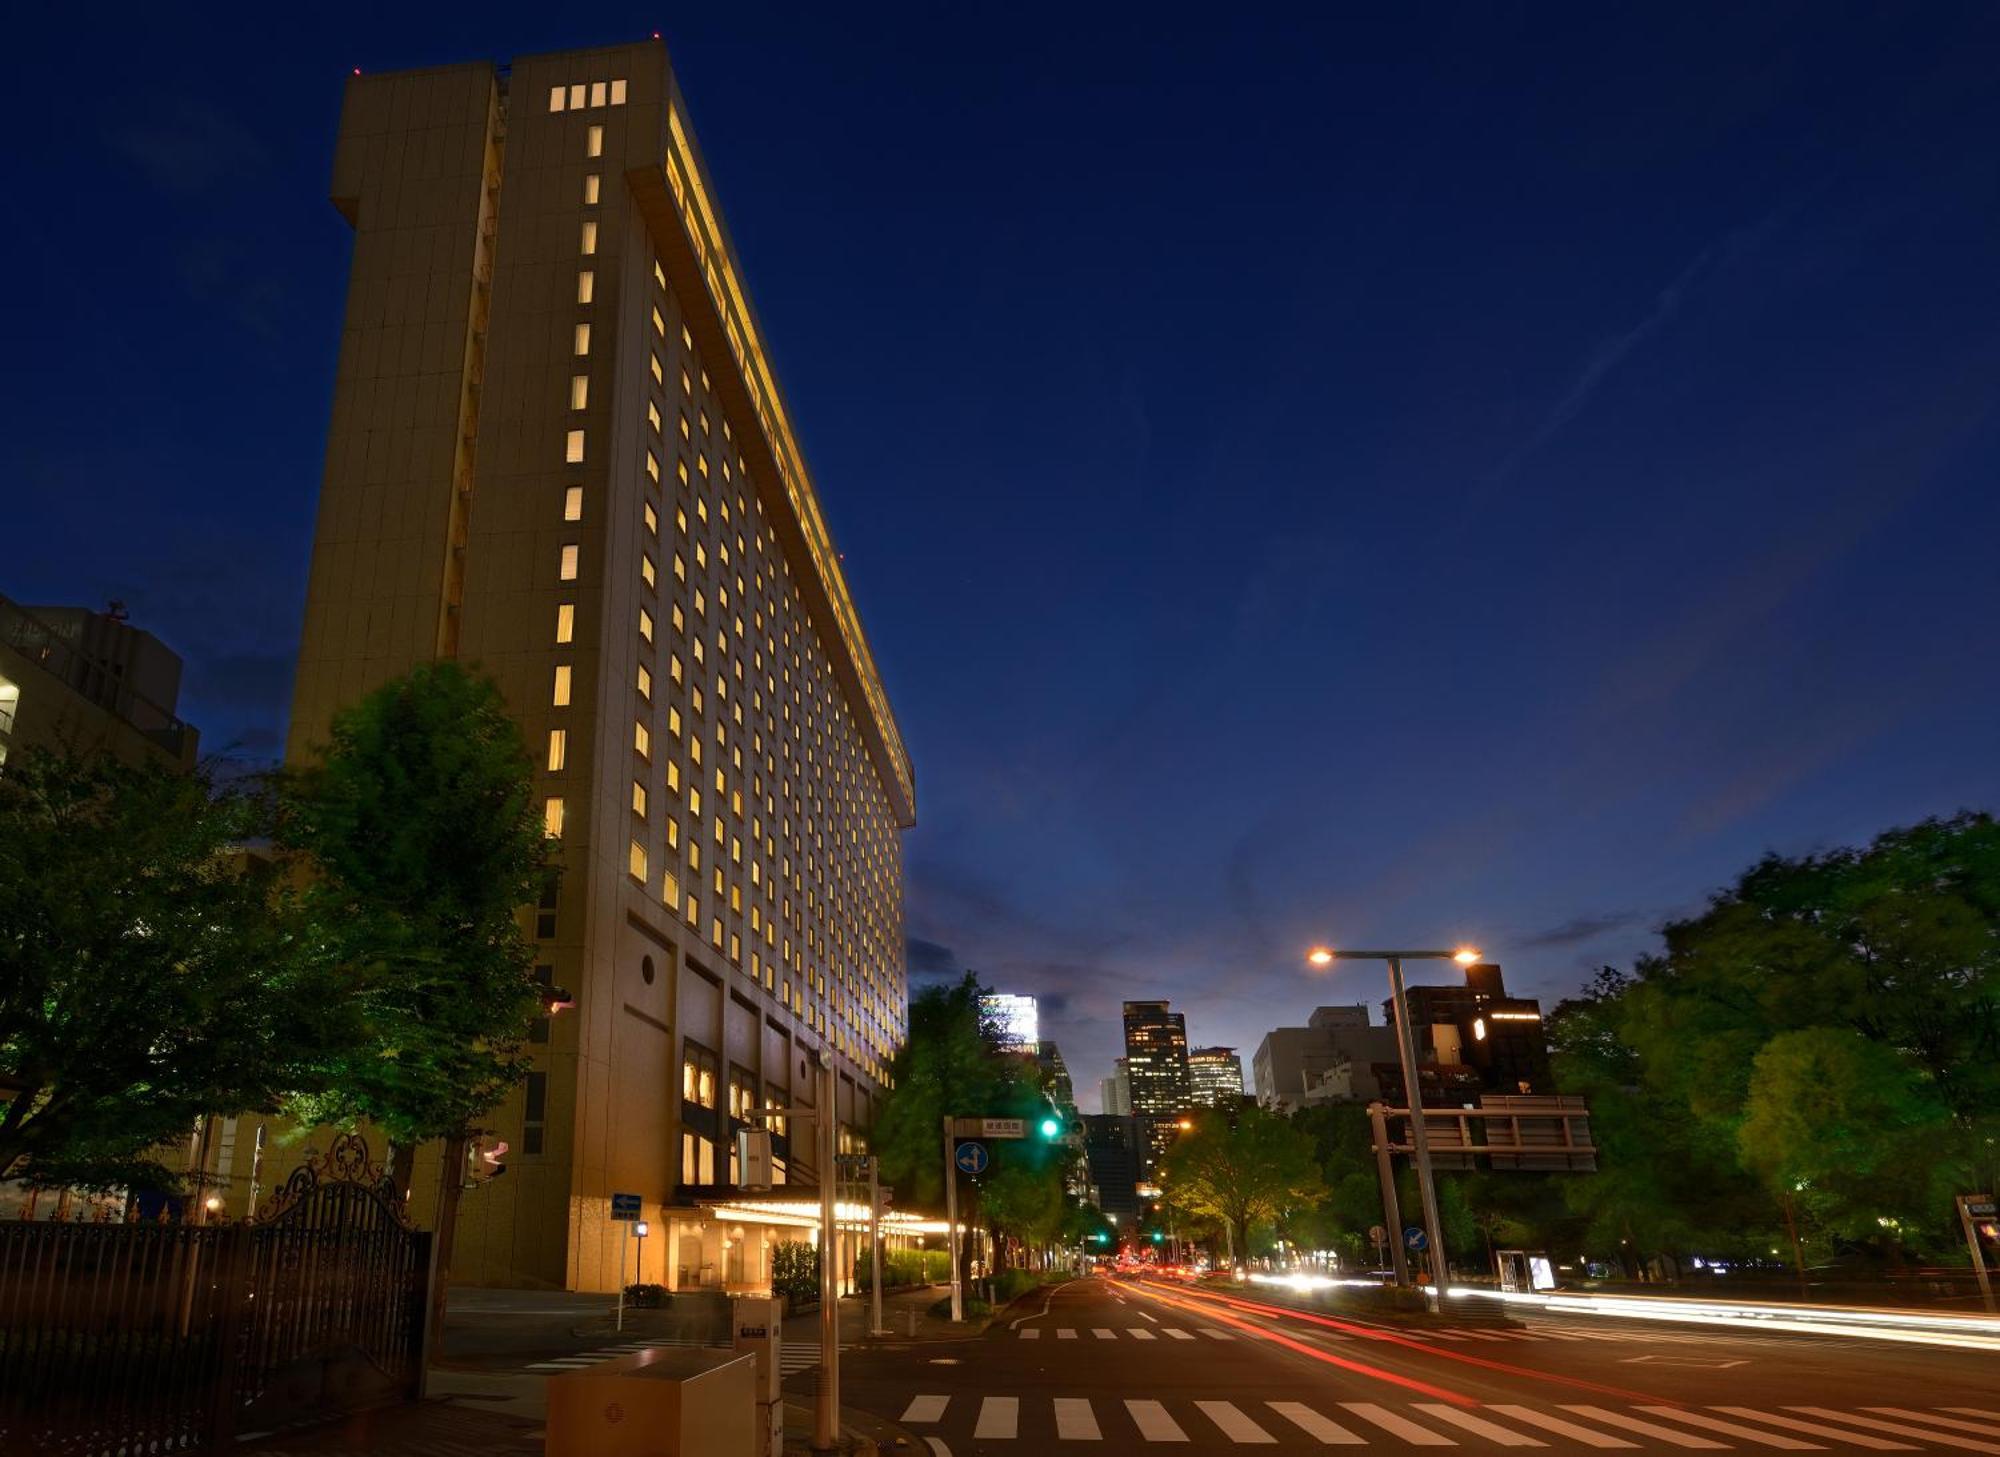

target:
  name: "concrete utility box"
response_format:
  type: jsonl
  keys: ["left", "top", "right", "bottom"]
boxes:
{"left": 733, "top": 1296, "right": 785, "bottom": 1457}
{"left": 545, "top": 1346, "right": 755, "bottom": 1457}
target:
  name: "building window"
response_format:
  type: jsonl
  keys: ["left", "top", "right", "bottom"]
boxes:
{"left": 544, "top": 797, "right": 566, "bottom": 838}
{"left": 629, "top": 840, "right": 648, "bottom": 883}
{"left": 565, "top": 429, "right": 585, "bottom": 463}
{"left": 583, "top": 174, "right": 600, "bottom": 205}
{"left": 574, "top": 323, "right": 591, "bottom": 356}
{"left": 555, "top": 603, "right": 575, "bottom": 644}
{"left": 563, "top": 485, "right": 583, "bottom": 520}
{"left": 580, "top": 221, "right": 597, "bottom": 256}
{"left": 586, "top": 124, "right": 603, "bottom": 158}
{"left": 547, "top": 729, "right": 567, "bottom": 773}
{"left": 552, "top": 665, "right": 572, "bottom": 706}
{"left": 611, "top": 79, "right": 627, "bottom": 105}
{"left": 632, "top": 781, "right": 648, "bottom": 817}
{"left": 559, "top": 544, "right": 580, "bottom": 581}
{"left": 577, "top": 269, "right": 594, "bottom": 304}
{"left": 637, "top": 664, "right": 653, "bottom": 701}
{"left": 590, "top": 81, "right": 607, "bottom": 108}
{"left": 635, "top": 720, "right": 651, "bottom": 758}
{"left": 569, "top": 83, "right": 585, "bottom": 109}
{"left": 522, "top": 1071, "right": 548, "bottom": 1155}
{"left": 570, "top": 376, "right": 589, "bottom": 411}
{"left": 548, "top": 85, "right": 566, "bottom": 113}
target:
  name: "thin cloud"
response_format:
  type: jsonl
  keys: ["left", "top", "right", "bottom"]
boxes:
{"left": 1519, "top": 910, "right": 1644, "bottom": 949}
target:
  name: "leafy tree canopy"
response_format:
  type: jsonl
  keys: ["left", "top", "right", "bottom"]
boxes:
{"left": 1160, "top": 1104, "right": 1325, "bottom": 1260}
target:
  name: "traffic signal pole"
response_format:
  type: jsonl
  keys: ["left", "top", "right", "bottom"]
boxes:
{"left": 942, "top": 1115, "right": 963, "bottom": 1322}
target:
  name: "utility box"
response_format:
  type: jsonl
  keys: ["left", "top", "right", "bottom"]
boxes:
{"left": 733, "top": 1295, "right": 785, "bottom": 1457}
{"left": 736, "top": 1128, "right": 774, "bottom": 1191}
{"left": 545, "top": 1346, "right": 754, "bottom": 1457}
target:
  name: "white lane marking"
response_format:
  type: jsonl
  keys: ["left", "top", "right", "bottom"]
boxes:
{"left": 1165, "top": 1328, "right": 1197, "bottom": 1340}
{"left": 1432, "top": 1332, "right": 1470, "bottom": 1341}
{"left": 1415, "top": 1404, "right": 1548, "bottom": 1446}
{"left": 1712, "top": 1408, "right": 1914, "bottom": 1449}
{"left": 1560, "top": 1406, "right": 1728, "bottom": 1449}
{"left": 1138, "top": 1308, "right": 1159, "bottom": 1323}
{"left": 902, "top": 1395, "right": 948, "bottom": 1423}
{"left": 1199, "top": 1327, "right": 1234, "bottom": 1340}
{"left": 1268, "top": 1402, "right": 1366, "bottom": 1445}
{"left": 1870, "top": 1412, "right": 2000, "bottom": 1441}
{"left": 974, "top": 1396, "right": 1019, "bottom": 1440}
{"left": 1198, "top": 1400, "right": 1276, "bottom": 1444}
{"left": 1058, "top": 1327, "right": 1078, "bottom": 1339}
{"left": 1485, "top": 1406, "right": 1637, "bottom": 1448}
{"left": 1340, "top": 1403, "right": 1459, "bottom": 1446}
{"left": 1456, "top": 1330, "right": 1509, "bottom": 1342}
{"left": 1055, "top": 1397, "right": 1102, "bottom": 1440}
{"left": 1636, "top": 1408, "right": 1824, "bottom": 1449}
{"left": 925, "top": 1440, "right": 951, "bottom": 1457}
{"left": 1128, "top": 1327, "right": 1157, "bottom": 1340}
{"left": 1789, "top": 1409, "right": 2000, "bottom": 1453}
{"left": 1092, "top": 1327, "right": 1117, "bottom": 1339}
{"left": 1126, "top": 1399, "right": 1189, "bottom": 1442}
{"left": 1019, "top": 1327, "right": 1041, "bottom": 1339}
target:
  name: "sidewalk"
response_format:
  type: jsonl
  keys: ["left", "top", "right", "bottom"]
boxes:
{"left": 784, "top": 1282, "right": 998, "bottom": 1345}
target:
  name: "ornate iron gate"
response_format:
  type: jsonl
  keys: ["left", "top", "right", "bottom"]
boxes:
{"left": 0, "top": 1133, "right": 432, "bottom": 1456}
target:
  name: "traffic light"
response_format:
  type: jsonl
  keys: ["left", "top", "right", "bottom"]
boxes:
{"left": 1150, "top": 1230, "right": 1163, "bottom": 1244}
{"left": 1039, "top": 1116, "right": 1062, "bottom": 1139}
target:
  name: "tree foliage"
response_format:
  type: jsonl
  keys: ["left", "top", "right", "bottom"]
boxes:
{"left": 0, "top": 748, "right": 340, "bottom": 1190}
{"left": 1160, "top": 1105, "right": 1325, "bottom": 1260}
{"left": 278, "top": 662, "right": 552, "bottom": 1161}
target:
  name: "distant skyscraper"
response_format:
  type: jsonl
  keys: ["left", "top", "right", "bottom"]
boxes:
{"left": 982, "top": 993, "right": 1039, "bottom": 1053}
{"left": 1098, "top": 1060, "right": 1131, "bottom": 1116}
{"left": 1122, "top": 1001, "right": 1191, "bottom": 1115}
{"left": 1037, "top": 1040, "right": 1075, "bottom": 1112}
{"left": 1187, "top": 1047, "right": 1244, "bottom": 1107}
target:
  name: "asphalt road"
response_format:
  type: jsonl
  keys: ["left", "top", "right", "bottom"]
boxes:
{"left": 826, "top": 1276, "right": 2000, "bottom": 1454}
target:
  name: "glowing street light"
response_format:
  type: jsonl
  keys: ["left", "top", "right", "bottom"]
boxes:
{"left": 1303, "top": 943, "right": 1486, "bottom": 1309}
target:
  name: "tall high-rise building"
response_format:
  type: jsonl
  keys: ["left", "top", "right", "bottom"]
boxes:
{"left": 281, "top": 41, "right": 913, "bottom": 1292}
{"left": 1098, "top": 1061, "right": 1131, "bottom": 1116}
{"left": 1187, "top": 1047, "right": 1244, "bottom": 1107}
{"left": 1122, "top": 1001, "right": 1191, "bottom": 1115}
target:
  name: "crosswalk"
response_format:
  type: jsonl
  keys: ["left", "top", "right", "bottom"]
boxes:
{"left": 897, "top": 1397, "right": 2000, "bottom": 1449}
{"left": 524, "top": 1336, "right": 819, "bottom": 1376}
{"left": 1023, "top": 1326, "right": 1234, "bottom": 1341}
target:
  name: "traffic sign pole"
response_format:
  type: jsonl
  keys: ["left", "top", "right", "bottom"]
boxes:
{"left": 942, "top": 1116, "right": 962, "bottom": 1322}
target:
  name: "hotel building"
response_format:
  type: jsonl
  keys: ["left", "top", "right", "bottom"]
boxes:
{"left": 280, "top": 40, "right": 914, "bottom": 1291}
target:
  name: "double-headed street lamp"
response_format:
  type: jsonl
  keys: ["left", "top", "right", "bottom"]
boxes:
{"left": 1305, "top": 945, "right": 1480, "bottom": 1309}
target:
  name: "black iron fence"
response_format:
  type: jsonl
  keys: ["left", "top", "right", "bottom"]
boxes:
{"left": 0, "top": 1134, "right": 431, "bottom": 1456}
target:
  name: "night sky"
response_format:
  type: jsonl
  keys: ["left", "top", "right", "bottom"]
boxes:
{"left": 10, "top": 5, "right": 2000, "bottom": 1105}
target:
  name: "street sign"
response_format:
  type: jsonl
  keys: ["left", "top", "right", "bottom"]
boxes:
{"left": 1404, "top": 1226, "right": 1428, "bottom": 1251}
{"left": 954, "top": 1141, "right": 989, "bottom": 1176}
{"left": 1369, "top": 1226, "right": 1386, "bottom": 1245}
{"left": 954, "top": 1116, "right": 1026, "bottom": 1138}
{"left": 611, "top": 1192, "right": 642, "bottom": 1222}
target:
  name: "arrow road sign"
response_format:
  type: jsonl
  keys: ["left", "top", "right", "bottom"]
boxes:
{"left": 611, "top": 1192, "right": 642, "bottom": 1221}
{"left": 1404, "top": 1226, "right": 1428, "bottom": 1251}
{"left": 954, "top": 1141, "right": 989, "bottom": 1176}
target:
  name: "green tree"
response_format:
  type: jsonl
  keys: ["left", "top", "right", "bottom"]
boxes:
{"left": 279, "top": 663, "right": 551, "bottom": 1319}
{"left": 1160, "top": 1105, "right": 1325, "bottom": 1263}
{"left": 0, "top": 748, "right": 339, "bottom": 1191}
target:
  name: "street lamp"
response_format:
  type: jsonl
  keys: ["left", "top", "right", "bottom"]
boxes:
{"left": 1305, "top": 945, "right": 1481, "bottom": 1310}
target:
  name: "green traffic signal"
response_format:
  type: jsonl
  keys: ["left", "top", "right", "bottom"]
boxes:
{"left": 1039, "top": 1116, "right": 1062, "bottom": 1138}
{"left": 1150, "top": 1231, "right": 1163, "bottom": 1243}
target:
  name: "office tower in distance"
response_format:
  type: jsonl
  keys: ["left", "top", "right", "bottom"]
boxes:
{"left": 1187, "top": 1046, "right": 1244, "bottom": 1107}
{"left": 281, "top": 40, "right": 913, "bottom": 1292}
{"left": 1098, "top": 1060, "right": 1131, "bottom": 1116}
{"left": 1121, "top": 1001, "right": 1191, "bottom": 1114}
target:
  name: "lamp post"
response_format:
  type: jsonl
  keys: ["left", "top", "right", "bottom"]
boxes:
{"left": 1306, "top": 945, "right": 1480, "bottom": 1311}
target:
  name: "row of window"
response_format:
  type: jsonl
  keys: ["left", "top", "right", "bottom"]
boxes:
{"left": 548, "top": 78, "right": 627, "bottom": 112}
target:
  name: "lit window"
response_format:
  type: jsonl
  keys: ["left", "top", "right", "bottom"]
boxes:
{"left": 641, "top": 555, "right": 657, "bottom": 588}
{"left": 635, "top": 720, "right": 651, "bottom": 757}
{"left": 611, "top": 78, "right": 627, "bottom": 105}
{"left": 652, "top": 306, "right": 666, "bottom": 337}
{"left": 646, "top": 452, "right": 660, "bottom": 483}
{"left": 647, "top": 401, "right": 662, "bottom": 434}
{"left": 583, "top": 174, "right": 600, "bottom": 205}
{"left": 586, "top": 124, "right": 603, "bottom": 158}
{"left": 565, "top": 430, "right": 585, "bottom": 464}
{"left": 569, "top": 83, "right": 585, "bottom": 109}
{"left": 544, "top": 797, "right": 566, "bottom": 838}
{"left": 639, "top": 607, "right": 654, "bottom": 642}
{"left": 552, "top": 665, "right": 572, "bottom": 706}
{"left": 549, "top": 85, "right": 566, "bottom": 113}
{"left": 563, "top": 486, "right": 583, "bottom": 521}
{"left": 651, "top": 352, "right": 663, "bottom": 384}
{"left": 637, "top": 664, "right": 653, "bottom": 701}
{"left": 547, "top": 730, "right": 567, "bottom": 773}
{"left": 629, "top": 840, "right": 647, "bottom": 882}
{"left": 591, "top": 81, "right": 607, "bottom": 108}
{"left": 559, "top": 545, "right": 579, "bottom": 581}
{"left": 580, "top": 221, "right": 597, "bottom": 256}
{"left": 643, "top": 502, "right": 658, "bottom": 535}
{"left": 569, "top": 376, "right": 589, "bottom": 412}
{"left": 574, "top": 323, "right": 591, "bottom": 356}
{"left": 576, "top": 270, "right": 594, "bottom": 304}
{"left": 555, "top": 603, "right": 574, "bottom": 644}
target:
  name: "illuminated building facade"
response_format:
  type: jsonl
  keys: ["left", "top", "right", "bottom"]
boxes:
{"left": 1377, "top": 964, "right": 1553, "bottom": 1101}
{"left": 280, "top": 40, "right": 912, "bottom": 1291}
{"left": 1186, "top": 1046, "right": 1244, "bottom": 1107}
{"left": 982, "top": 993, "right": 1039, "bottom": 1054}
{"left": 1121, "top": 1001, "right": 1191, "bottom": 1115}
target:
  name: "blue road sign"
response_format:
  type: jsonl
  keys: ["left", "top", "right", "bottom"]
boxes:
{"left": 611, "top": 1192, "right": 643, "bottom": 1221}
{"left": 954, "top": 1141, "right": 989, "bottom": 1176}
{"left": 1404, "top": 1226, "right": 1428, "bottom": 1251}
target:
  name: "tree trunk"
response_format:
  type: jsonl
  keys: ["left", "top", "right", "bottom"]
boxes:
{"left": 1779, "top": 1191, "right": 1808, "bottom": 1293}
{"left": 428, "top": 1133, "right": 468, "bottom": 1362}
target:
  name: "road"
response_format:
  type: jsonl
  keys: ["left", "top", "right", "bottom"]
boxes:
{"left": 825, "top": 1275, "right": 2000, "bottom": 1454}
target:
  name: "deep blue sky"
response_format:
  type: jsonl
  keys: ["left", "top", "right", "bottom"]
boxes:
{"left": 9, "top": 5, "right": 2000, "bottom": 1105}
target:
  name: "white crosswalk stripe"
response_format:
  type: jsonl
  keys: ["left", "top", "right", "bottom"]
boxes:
{"left": 1092, "top": 1327, "right": 1116, "bottom": 1339}
{"left": 1199, "top": 1327, "right": 1235, "bottom": 1339}
{"left": 1020, "top": 1326, "right": 1041, "bottom": 1339}
{"left": 1165, "top": 1328, "right": 1197, "bottom": 1340}
{"left": 1058, "top": 1327, "right": 1079, "bottom": 1339}
{"left": 893, "top": 1396, "right": 2000, "bottom": 1448}
{"left": 1128, "top": 1327, "right": 1158, "bottom": 1340}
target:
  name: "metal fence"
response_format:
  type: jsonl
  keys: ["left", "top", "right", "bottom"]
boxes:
{"left": 0, "top": 1134, "right": 431, "bottom": 1456}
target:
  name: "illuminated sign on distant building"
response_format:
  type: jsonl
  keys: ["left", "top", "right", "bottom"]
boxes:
{"left": 983, "top": 993, "right": 1039, "bottom": 1052}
